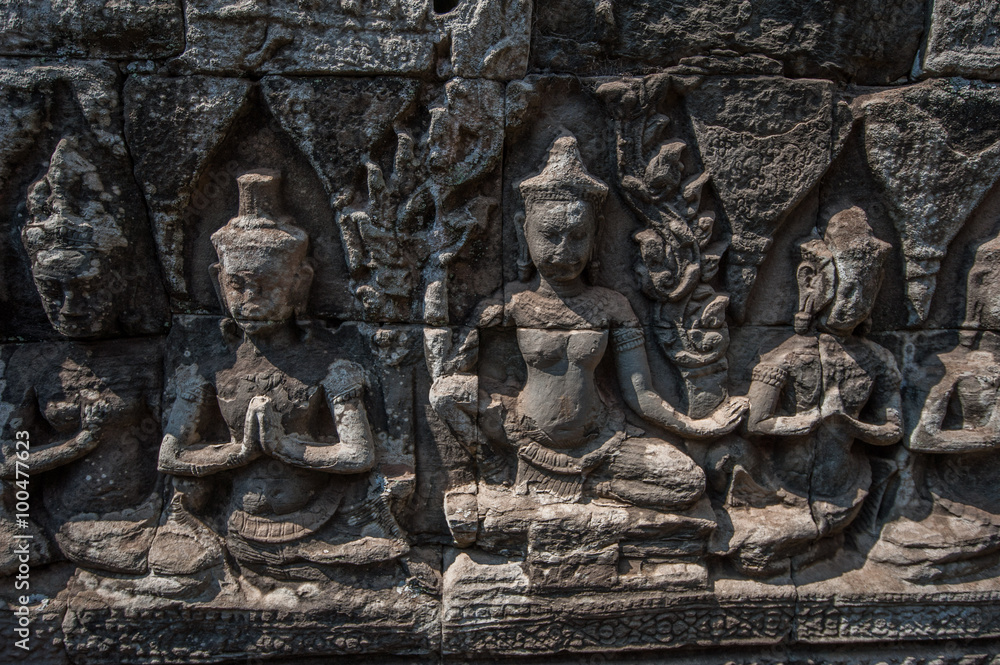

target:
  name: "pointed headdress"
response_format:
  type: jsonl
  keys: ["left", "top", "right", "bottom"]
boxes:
{"left": 518, "top": 135, "right": 609, "bottom": 206}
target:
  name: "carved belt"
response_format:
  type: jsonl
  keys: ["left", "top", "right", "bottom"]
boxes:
{"left": 518, "top": 432, "right": 626, "bottom": 475}
{"left": 228, "top": 484, "right": 344, "bottom": 544}
{"left": 515, "top": 427, "right": 627, "bottom": 502}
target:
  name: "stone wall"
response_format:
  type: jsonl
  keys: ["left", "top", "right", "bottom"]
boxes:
{"left": 1, "top": 1, "right": 1000, "bottom": 663}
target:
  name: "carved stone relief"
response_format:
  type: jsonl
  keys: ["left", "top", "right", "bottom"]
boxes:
{"left": 0, "top": 339, "right": 163, "bottom": 576}
{"left": 0, "top": 61, "right": 168, "bottom": 343}
{"left": 177, "top": 0, "right": 529, "bottom": 78}
{"left": 0, "top": 1, "right": 183, "bottom": 59}
{"left": 3, "top": 2, "right": 1000, "bottom": 664}
{"left": 125, "top": 75, "right": 502, "bottom": 326}
{"left": 715, "top": 207, "right": 902, "bottom": 578}
{"left": 861, "top": 80, "right": 1000, "bottom": 326}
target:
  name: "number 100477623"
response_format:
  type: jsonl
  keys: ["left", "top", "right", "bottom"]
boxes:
{"left": 13, "top": 431, "right": 29, "bottom": 520}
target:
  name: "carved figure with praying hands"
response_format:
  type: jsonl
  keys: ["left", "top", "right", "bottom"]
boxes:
{"left": 719, "top": 207, "right": 903, "bottom": 577}
{"left": 151, "top": 170, "right": 406, "bottom": 589}
{"left": 873, "top": 233, "right": 1000, "bottom": 582}
{"left": 0, "top": 138, "right": 164, "bottom": 578}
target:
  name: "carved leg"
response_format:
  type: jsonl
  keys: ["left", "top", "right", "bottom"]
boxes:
{"left": 148, "top": 477, "right": 223, "bottom": 576}
{"left": 593, "top": 437, "right": 705, "bottom": 510}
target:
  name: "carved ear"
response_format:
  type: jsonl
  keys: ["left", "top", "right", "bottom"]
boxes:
{"left": 796, "top": 263, "right": 816, "bottom": 287}
{"left": 209, "top": 263, "right": 228, "bottom": 314}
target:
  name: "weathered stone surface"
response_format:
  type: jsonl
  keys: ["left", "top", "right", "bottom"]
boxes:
{"left": 861, "top": 79, "right": 1000, "bottom": 326}
{"left": 0, "top": 1, "right": 183, "bottom": 59}
{"left": 685, "top": 76, "right": 847, "bottom": 322}
{"left": 531, "top": 0, "right": 925, "bottom": 84}
{"left": 177, "top": 0, "right": 529, "bottom": 78}
{"left": 5, "top": 1, "right": 1000, "bottom": 663}
{"left": 126, "top": 75, "right": 502, "bottom": 324}
{"left": 0, "top": 61, "right": 168, "bottom": 342}
{"left": 924, "top": 0, "right": 1000, "bottom": 80}
{"left": 0, "top": 339, "right": 163, "bottom": 576}
{"left": 124, "top": 75, "right": 253, "bottom": 302}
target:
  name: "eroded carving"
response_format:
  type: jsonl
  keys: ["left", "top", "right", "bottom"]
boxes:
{"left": 335, "top": 78, "right": 503, "bottom": 324}
{"left": 873, "top": 330, "right": 1000, "bottom": 582}
{"left": 0, "top": 340, "right": 162, "bottom": 576}
{"left": 713, "top": 207, "right": 902, "bottom": 577}
{"left": 872, "top": 239, "right": 1000, "bottom": 582}
{"left": 598, "top": 75, "right": 732, "bottom": 419}
{"left": 685, "top": 77, "right": 843, "bottom": 322}
{"left": 7, "top": 4, "right": 1000, "bottom": 660}
{"left": 150, "top": 171, "right": 407, "bottom": 595}
{"left": 430, "top": 135, "right": 746, "bottom": 592}
{"left": 862, "top": 81, "right": 1000, "bottom": 326}
{"left": 23, "top": 138, "right": 132, "bottom": 339}
{"left": 0, "top": 61, "right": 168, "bottom": 343}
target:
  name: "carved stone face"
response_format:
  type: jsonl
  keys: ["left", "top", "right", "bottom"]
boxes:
{"left": 824, "top": 272, "right": 874, "bottom": 334}
{"left": 794, "top": 240, "right": 835, "bottom": 335}
{"left": 644, "top": 143, "right": 685, "bottom": 198}
{"left": 524, "top": 198, "right": 596, "bottom": 284}
{"left": 633, "top": 228, "right": 677, "bottom": 301}
{"left": 30, "top": 248, "right": 116, "bottom": 338}
{"left": 215, "top": 250, "right": 312, "bottom": 324}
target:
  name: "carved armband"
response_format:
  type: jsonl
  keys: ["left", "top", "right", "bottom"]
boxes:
{"left": 331, "top": 385, "right": 363, "bottom": 405}
{"left": 752, "top": 364, "right": 787, "bottom": 388}
{"left": 611, "top": 327, "right": 645, "bottom": 352}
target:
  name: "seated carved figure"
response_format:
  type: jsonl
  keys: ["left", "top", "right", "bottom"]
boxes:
{"left": 152, "top": 171, "right": 406, "bottom": 585}
{"left": 0, "top": 138, "right": 163, "bottom": 576}
{"left": 432, "top": 136, "right": 746, "bottom": 587}
{"left": 872, "top": 235, "right": 1000, "bottom": 581}
{"left": 720, "top": 207, "right": 903, "bottom": 577}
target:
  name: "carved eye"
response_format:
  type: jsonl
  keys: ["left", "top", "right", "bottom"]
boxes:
{"left": 36, "top": 279, "right": 64, "bottom": 300}
{"left": 797, "top": 265, "right": 816, "bottom": 284}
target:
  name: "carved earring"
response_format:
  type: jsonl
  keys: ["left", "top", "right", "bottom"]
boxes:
{"left": 514, "top": 212, "right": 533, "bottom": 281}
{"left": 586, "top": 214, "right": 604, "bottom": 284}
{"left": 208, "top": 263, "right": 228, "bottom": 315}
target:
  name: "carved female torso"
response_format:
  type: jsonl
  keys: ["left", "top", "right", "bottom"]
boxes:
{"left": 509, "top": 283, "right": 638, "bottom": 449}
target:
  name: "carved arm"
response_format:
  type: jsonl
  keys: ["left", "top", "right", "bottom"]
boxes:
{"left": 745, "top": 364, "right": 823, "bottom": 438}
{"left": 910, "top": 375, "right": 998, "bottom": 453}
{"left": 613, "top": 327, "right": 746, "bottom": 439}
{"left": 264, "top": 360, "right": 376, "bottom": 474}
{"left": 0, "top": 395, "right": 105, "bottom": 481}
{"left": 157, "top": 366, "right": 260, "bottom": 477}
{"left": 832, "top": 363, "right": 903, "bottom": 447}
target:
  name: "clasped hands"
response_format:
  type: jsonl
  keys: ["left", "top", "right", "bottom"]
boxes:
{"left": 239, "top": 395, "right": 322, "bottom": 458}
{"left": 796, "top": 398, "right": 864, "bottom": 434}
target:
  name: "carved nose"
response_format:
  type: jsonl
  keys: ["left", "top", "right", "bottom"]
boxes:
{"left": 60, "top": 290, "right": 87, "bottom": 315}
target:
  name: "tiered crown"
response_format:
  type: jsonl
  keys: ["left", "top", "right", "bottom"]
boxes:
{"left": 22, "top": 137, "right": 127, "bottom": 259}
{"left": 518, "top": 135, "right": 608, "bottom": 205}
{"left": 211, "top": 170, "right": 309, "bottom": 268}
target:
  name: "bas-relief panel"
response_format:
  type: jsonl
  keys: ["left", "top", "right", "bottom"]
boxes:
{"left": 0, "top": 3, "right": 999, "bottom": 663}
